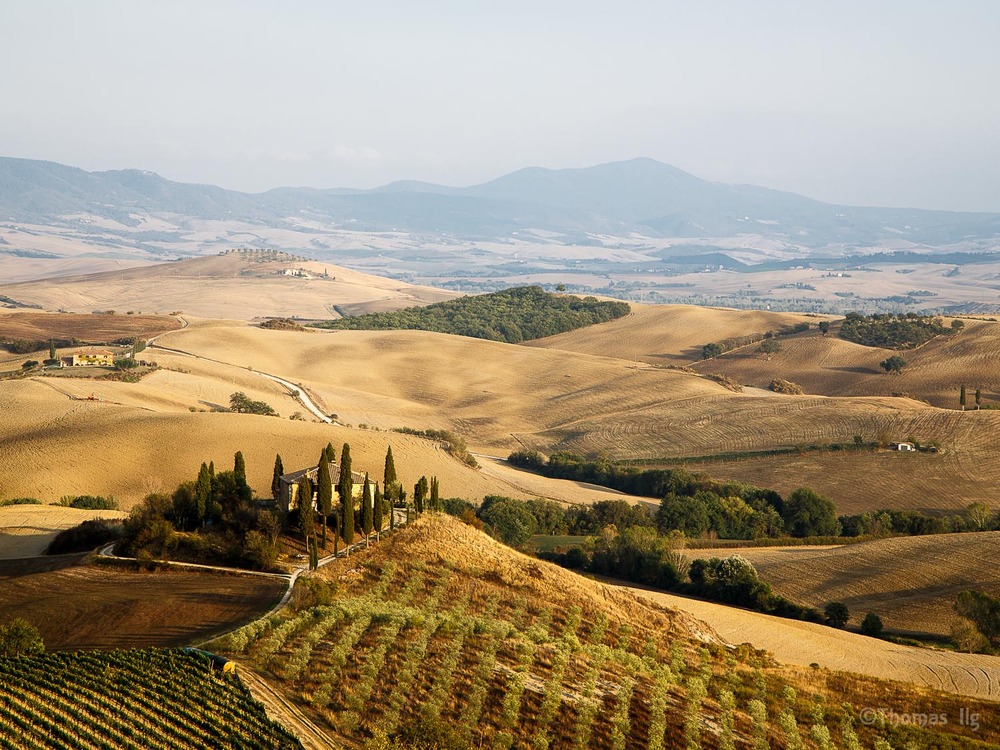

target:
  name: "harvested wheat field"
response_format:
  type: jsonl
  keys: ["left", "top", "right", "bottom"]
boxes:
{"left": 679, "top": 445, "right": 1000, "bottom": 514}
{"left": 691, "top": 533, "right": 1000, "bottom": 637}
{"left": 607, "top": 580, "right": 1000, "bottom": 701}
{"left": 692, "top": 317, "right": 1000, "bottom": 409}
{"left": 223, "top": 515, "right": 998, "bottom": 749}
{"left": 0, "top": 253, "right": 456, "bottom": 320}
{"left": 526, "top": 302, "right": 826, "bottom": 364}
{"left": 0, "top": 556, "right": 284, "bottom": 650}
{"left": 0, "top": 504, "right": 127, "bottom": 559}
{"left": 0, "top": 379, "right": 513, "bottom": 508}
{"left": 135, "top": 319, "right": 1000, "bottom": 510}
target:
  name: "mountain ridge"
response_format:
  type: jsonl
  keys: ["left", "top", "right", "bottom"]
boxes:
{"left": 3, "top": 155, "right": 999, "bottom": 247}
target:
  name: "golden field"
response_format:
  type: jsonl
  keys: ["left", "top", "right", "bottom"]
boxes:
{"left": 153, "top": 318, "right": 1000, "bottom": 512}
{"left": 0, "top": 253, "right": 456, "bottom": 320}
{"left": 0, "top": 504, "right": 127, "bottom": 559}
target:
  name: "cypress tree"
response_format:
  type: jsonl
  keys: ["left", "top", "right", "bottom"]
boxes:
{"left": 430, "top": 476, "right": 439, "bottom": 513}
{"left": 384, "top": 446, "right": 397, "bottom": 494}
{"left": 976, "top": 387, "right": 982, "bottom": 409}
{"left": 414, "top": 476, "right": 428, "bottom": 515}
{"left": 299, "top": 476, "right": 315, "bottom": 543}
{"left": 271, "top": 454, "right": 284, "bottom": 502}
{"left": 233, "top": 451, "right": 252, "bottom": 504}
{"left": 361, "top": 473, "right": 374, "bottom": 538}
{"left": 195, "top": 462, "right": 212, "bottom": 523}
{"left": 325, "top": 441, "right": 336, "bottom": 465}
{"left": 49, "top": 340, "right": 56, "bottom": 361}
{"left": 340, "top": 444, "right": 355, "bottom": 547}
{"left": 961, "top": 384, "right": 967, "bottom": 410}
{"left": 317, "top": 452, "right": 333, "bottom": 549}
{"left": 373, "top": 484, "right": 384, "bottom": 535}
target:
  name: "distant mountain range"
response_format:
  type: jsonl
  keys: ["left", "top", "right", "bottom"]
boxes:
{"left": 3, "top": 156, "right": 999, "bottom": 248}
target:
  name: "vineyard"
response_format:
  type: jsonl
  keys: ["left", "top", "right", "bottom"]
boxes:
{"left": 0, "top": 648, "right": 302, "bottom": 749}
{"left": 220, "top": 515, "right": 996, "bottom": 749}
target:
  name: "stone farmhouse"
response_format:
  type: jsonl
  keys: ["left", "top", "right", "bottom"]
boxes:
{"left": 278, "top": 461, "right": 369, "bottom": 513}
{"left": 60, "top": 350, "right": 115, "bottom": 367}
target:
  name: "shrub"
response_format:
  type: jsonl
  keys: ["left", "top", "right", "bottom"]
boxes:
{"left": 769, "top": 378, "right": 804, "bottom": 395}
{"left": 0, "top": 497, "right": 42, "bottom": 507}
{"left": 58, "top": 495, "right": 119, "bottom": 510}
{"left": 229, "top": 391, "right": 277, "bottom": 416}
{"left": 46, "top": 518, "right": 122, "bottom": 555}
{"left": 824, "top": 602, "right": 849, "bottom": 628}
{"left": 860, "top": 612, "right": 883, "bottom": 637}
{"left": 0, "top": 618, "right": 44, "bottom": 657}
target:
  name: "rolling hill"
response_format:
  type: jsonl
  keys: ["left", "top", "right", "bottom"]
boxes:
{"left": 0, "top": 252, "right": 456, "bottom": 319}
{"left": 219, "top": 514, "right": 999, "bottom": 748}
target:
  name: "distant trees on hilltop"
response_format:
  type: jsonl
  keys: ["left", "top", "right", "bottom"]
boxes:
{"left": 313, "top": 286, "right": 630, "bottom": 343}
{"left": 839, "top": 312, "right": 951, "bottom": 349}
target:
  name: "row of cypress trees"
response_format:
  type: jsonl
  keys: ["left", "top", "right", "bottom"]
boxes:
{"left": 271, "top": 443, "right": 439, "bottom": 569}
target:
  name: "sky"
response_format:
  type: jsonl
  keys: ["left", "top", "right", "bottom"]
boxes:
{"left": 2, "top": 1, "right": 999, "bottom": 212}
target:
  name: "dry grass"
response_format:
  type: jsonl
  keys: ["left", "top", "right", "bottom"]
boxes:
{"left": 689, "top": 318, "right": 1000, "bottom": 409}
{"left": 525, "top": 302, "right": 825, "bottom": 364}
{"left": 6, "top": 312, "right": 998, "bottom": 513}
{"left": 0, "top": 379, "right": 509, "bottom": 508}
{"left": 691, "top": 533, "right": 1000, "bottom": 637}
{"left": 0, "top": 254, "right": 456, "bottom": 320}
{"left": 0, "top": 504, "right": 127, "bottom": 559}
{"left": 0, "top": 556, "right": 283, "bottom": 650}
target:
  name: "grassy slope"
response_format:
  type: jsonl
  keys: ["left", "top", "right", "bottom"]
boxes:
{"left": 221, "top": 515, "right": 999, "bottom": 749}
{"left": 0, "top": 379, "right": 506, "bottom": 507}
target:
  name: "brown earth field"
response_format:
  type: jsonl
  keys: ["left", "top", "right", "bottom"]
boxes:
{"left": 0, "top": 253, "right": 457, "bottom": 320}
{"left": 0, "top": 505, "right": 128, "bottom": 559}
{"left": 0, "top": 310, "right": 182, "bottom": 344}
{"left": 688, "top": 533, "right": 1000, "bottom": 638}
{"left": 0, "top": 555, "right": 284, "bottom": 650}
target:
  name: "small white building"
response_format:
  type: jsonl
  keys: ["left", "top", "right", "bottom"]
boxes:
{"left": 889, "top": 442, "right": 915, "bottom": 452}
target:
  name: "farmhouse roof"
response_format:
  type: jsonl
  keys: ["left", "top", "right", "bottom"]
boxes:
{"left": 280, "top": 462, "right": 368, "bottom": 486}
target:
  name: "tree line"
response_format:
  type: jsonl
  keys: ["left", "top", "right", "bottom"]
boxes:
{"left": 509, "top": 450, "right": 999, "bottom": 541}
{"left": 313, "top": 286, "right": 630, "bottom": 343}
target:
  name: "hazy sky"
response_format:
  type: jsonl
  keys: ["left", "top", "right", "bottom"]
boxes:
{"left": 3, "top": 1, "right": 999, "bottom": 211}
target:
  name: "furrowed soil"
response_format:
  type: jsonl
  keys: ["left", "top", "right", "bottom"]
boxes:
{"left": 0, "top": 556, "right": 284, "bottom": 650}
